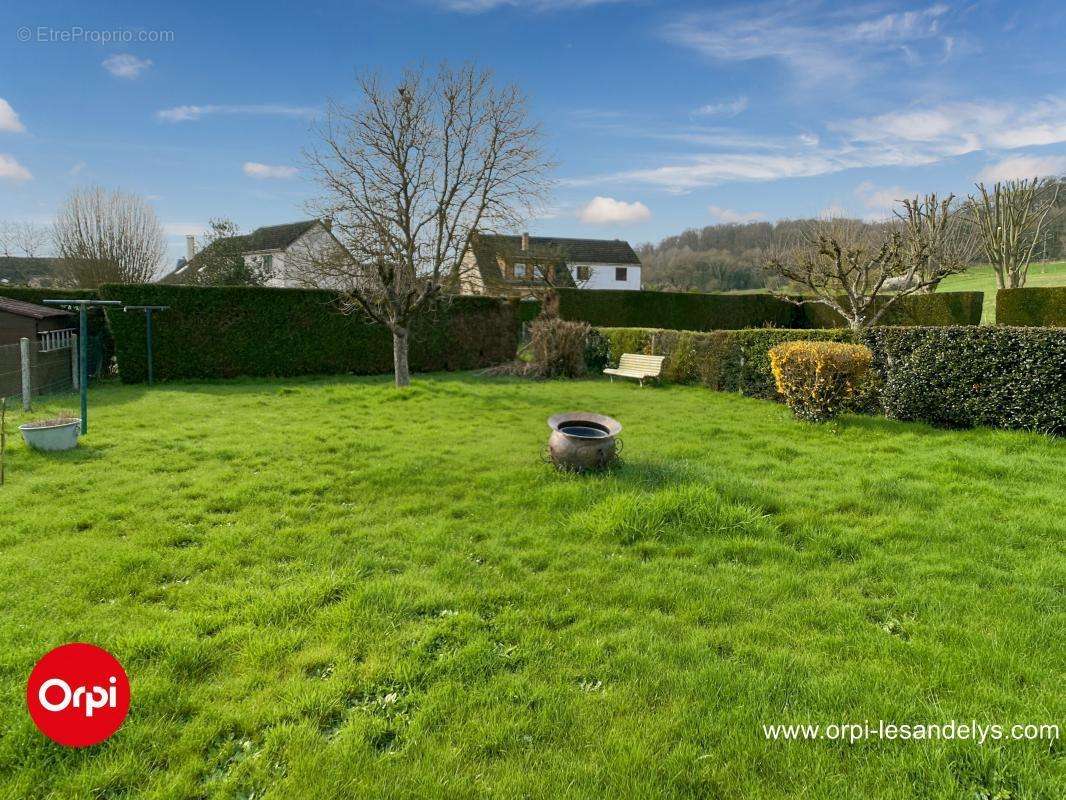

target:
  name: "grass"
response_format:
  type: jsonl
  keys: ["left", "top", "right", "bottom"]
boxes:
{"left": 937, "top": 260, "right": 1066, "bottom": 323}
{"left": 0, "top": 374, "right": 1063, "bottom": 799}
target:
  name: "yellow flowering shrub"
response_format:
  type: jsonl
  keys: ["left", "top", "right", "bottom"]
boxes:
{"left": 769, "top": 341, "right": 873, "bottom": 422}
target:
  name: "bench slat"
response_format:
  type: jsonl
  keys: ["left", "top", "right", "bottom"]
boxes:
{"left": 604, "top": 352, "right": 664, "bottom": 384}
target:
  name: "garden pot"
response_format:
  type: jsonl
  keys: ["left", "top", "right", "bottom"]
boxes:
{"left": 19, "top": 419, "right": 81, "bottom": 452}
{"left": 547, "top": 412, "right": 622, "bottom": 472}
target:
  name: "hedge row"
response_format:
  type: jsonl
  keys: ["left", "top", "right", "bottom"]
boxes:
{"left": 599, "top": 325, "right": 1065, "bottom": 434}
{"left": 549, "top": 288, "right": 983, "bottom": 330}
{"left": 99, "top": 284, "right": 519, "bottom": 383}
{"left": 996, "top": 287, "right": 1066, "bottom": 327}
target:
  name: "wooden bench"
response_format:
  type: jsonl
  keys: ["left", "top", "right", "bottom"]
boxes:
{"left": 603, "top": 353, "right": 665, "bottom": 386}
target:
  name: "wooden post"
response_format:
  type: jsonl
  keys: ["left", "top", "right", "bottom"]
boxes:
{"left": 19, "top": 337, "right": 31, "bottom": 412}
{"left": 70, "top": 333, "right": 79, "bottom": 390}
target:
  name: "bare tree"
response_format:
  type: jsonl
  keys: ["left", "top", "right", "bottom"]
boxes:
{"left": 53, "top": 186, "right": 165, "bottom": 287}
{"left": 0, "top": 221, "right": 50, "bottom": 257}
{"left": 765, "top": 215, "right": 962, "bottom": 329}
{"left": 895, "top": 193, "right": 976, "bottom": 293}
{"left": 968, "top": 178, "right": 1061, "bottom": 289}
{"left": 302, "top": 63, "right": 550, "bottom": 387}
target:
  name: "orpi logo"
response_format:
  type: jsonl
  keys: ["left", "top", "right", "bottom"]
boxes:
{"left": 26, "top": 643, "right": 130, "bottom": 747}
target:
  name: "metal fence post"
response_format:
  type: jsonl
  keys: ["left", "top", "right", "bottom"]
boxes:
{"left": 19, "top": 337, "right": 31, "bottom": 412}
{"left": 70, "top": 333, "right": 79, "bottom": 390}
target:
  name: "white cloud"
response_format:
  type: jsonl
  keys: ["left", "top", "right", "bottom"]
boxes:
{"left": 978, "top": 154, "right": 1066, "bottom": 183}
{"left": 243, "top": 162, "right": 299, "bottom": 179}
{"left": 663, "top": 2, "right": 952, "bottom": 86}
{"left": 0, "top": 98, "right": 25, "bottom": 133}
{"left": 693, "top": 97, "right": 748, "bottom": 117}
{"left": 578, "top": 196, "right": 651, "bottom": 224}
{"left": 708, "top": 205, "right": 765, "bottom": 224}
{"left": 157, "top": 104, "right": 317, "bottom": 123}
{"left": 68, "top": 161, "right": 87, "bottom": 176}
{"left": 798, "top": 133, "right": 820, "bottom": 147}
{"left": 163, "top": 222, "right": 208, "bottom": 237}
{"left": 854, "top": 181, "right": 911, "bottom": 219}
{"left": 0, "top": 154, "right": 32, "bottom": 182}
{"left": 103, "top": 54, "right": 153, "bottom": 79}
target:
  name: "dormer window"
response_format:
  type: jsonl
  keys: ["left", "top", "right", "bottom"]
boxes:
{"left": 514, "top": 262, "right": 527, "bottom": 279}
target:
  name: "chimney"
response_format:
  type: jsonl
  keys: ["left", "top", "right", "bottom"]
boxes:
{"left": 521, "top": 231, "right": 529, "bottom": 252}
{"left": 322, "top": 217, "right": 332, "bottom": 232}
{"left": 186, "top": 235, "right": 196, "bottom": 261}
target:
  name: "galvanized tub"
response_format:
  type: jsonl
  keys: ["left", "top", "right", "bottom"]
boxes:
{"left": 547, "top": 412, "right": 622, "bottom": 472}
{"left": 19, "top": 418, "right": 81, "bottom": 452}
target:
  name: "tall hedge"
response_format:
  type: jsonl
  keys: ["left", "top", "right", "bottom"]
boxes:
{"left": 551, "top": 288, "right": 983, "bottom": 331}
{"left": 996, "top": 287, "right": 1066, "bottom": 327}
{"left": 548, "top": 288, "right": 800, "bottom": 330}
{"left": 598, "top": 325, "right": 1065, "bottom": 434}
{"left": 802, "top": 292, "right": 984, "bottom": 328}
{"left": 99, "top": 284, "right": 519, "bottom": 383}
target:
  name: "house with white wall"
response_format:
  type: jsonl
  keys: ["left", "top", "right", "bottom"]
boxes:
{"left": 161, "top": 219, "right": 346, "bottom": 288}
{"left": 460, "top": 232, "right": 642, "bottom": 297}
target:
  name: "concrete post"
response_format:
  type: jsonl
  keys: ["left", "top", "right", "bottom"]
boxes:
{"left": 70, "top": 333, "right": 79, "bottom": 390}
{"left": 19, "top": 337, "right": 31, "bottom": 412}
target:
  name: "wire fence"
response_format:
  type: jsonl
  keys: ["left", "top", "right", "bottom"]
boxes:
{"left": 0, "top": 333, "right": 107, "bottom": 406}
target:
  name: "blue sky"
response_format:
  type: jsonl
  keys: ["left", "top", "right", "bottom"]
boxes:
{"left": 2, "top": 0, "right": 1066, "bottom": 267}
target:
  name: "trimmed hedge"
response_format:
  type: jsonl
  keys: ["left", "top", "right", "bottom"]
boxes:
{"left": 996, "top": 287, "right": 1066, "bottom": 327}
{"left": 551, "top": 288, "right": 983, "bottom": 331}
{"left": 802, "top": 292, "right": 984, "bottom": 328}
{"left": 99, "top": 284, "right": 519, "bottom": 383}
{"left": 548, "top": 288, "right": 799, "bottom": 331}
{"left": 599, "top": 325, "right": 1066, "bottom": 434}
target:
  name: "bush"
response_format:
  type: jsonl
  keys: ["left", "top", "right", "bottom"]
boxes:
{"left": 549, "top": 288, "right": 800, "bottom": 331}
{"left": 529, "top": 317, "right": 591, "bottom": 378}
{"left": 996, "top": 287, "right": 1066, "bottom": 327}
{"left": 550, "top": 288, "right": 983, "bottom": 331}
{"left": 769, "top": 341, "right": 873, "bottom": 421}
{"left": 599, "top": 324, "right": 1066, "bottom": 434}
{"left": 583, "top": 328, "right": 612, "bottom": 373}
{"left": 99, "top": 284, "right": 519, "bottom": 382}
{"left": 870, "top": 327, "right": 1066, "bottom": 434}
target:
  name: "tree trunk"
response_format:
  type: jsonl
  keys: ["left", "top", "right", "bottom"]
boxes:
{"left": 392, "top": 327, "right": 411, "bottom": 388}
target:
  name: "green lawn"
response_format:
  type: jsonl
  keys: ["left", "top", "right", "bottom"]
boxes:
{"left": 1, "top": 375, "right": 1063, "bottom": 799}
{"left": 938, "top": 261, "right": 1066, "bottom": 323}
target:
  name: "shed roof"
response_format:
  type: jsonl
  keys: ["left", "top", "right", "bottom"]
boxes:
{"left": 0, "top": 296, "right": 76, "bottom": 320}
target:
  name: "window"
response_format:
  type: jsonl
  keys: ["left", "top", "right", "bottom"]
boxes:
{"left": 615, "top": 267, "right": 628, "bottom": 282}
{"left": 514, "top": 262, "right": 527, "bottom": 279}
{"left": 576, "top": 265, "right": 591, "bottom": 281}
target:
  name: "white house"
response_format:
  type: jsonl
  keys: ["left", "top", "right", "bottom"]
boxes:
{"left": 161, "top": 219, "right": 346, "bottom": 288}
{"left": 461, "top": 232, "right": 642, "bottom": 297}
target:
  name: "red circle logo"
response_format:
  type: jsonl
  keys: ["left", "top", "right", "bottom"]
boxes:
{"left": 26, "top": 643, "right": 130, "bottom": 747}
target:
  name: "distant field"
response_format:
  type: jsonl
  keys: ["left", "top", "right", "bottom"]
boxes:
{"left": 938, "top": 261, "right": 1066, "bottom": 323}
{"left": 724, "top": 261, "right": 1066, "bottom": 324}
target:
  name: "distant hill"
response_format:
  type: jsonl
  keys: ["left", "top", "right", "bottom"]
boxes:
{"left": 0, "top": 256, "right": 64, "bottom": 288}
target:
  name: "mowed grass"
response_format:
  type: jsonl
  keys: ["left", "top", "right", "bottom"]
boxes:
{"left": 938, "top": 260, "right": 1066, "bottom": 323}
{"left": 0, "top": 375, "right": 1063, "bottom": 799}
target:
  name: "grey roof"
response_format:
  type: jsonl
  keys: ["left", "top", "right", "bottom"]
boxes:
{"left": 0, "top": 296, "right": 75, "bottom": 320}
{"left": 160, "top": 220, "right": 322, "bottom": 284}
{"left": 478, "top": 234, "right": 640, "bottom": 265}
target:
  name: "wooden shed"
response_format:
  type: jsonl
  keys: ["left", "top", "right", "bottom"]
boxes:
{"left": 0, "top": 297, "right": 77, "bottom": 347}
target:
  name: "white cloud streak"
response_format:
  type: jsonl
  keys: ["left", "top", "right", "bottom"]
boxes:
{"left": 0, "top": 98, "right": 26, "bottom": 133}
{"left": 978, "top": 154, "right": 1066, "bottom": 183}
{"left": 243, "top": 162, "right": 299, "bottom": 179}
{"left": 693, "top": 97, "right": 748, "bottom": 117}
{"left": 578, "top": 196, "right": 651, "bottom": 224}
{"left": 103, "top": 54, "right": 153, "bottom": 79}
{"left": 708, "top": 205, "right": 765, "bottom": 223}
{"left": 156, "top": 104, "right": 317, "bottom": 123}
{"left": 439, "top": 0, "right": 631, "bottom": 11}
{"left": 663, "top": 2, "right": 952, "bottom": 86}
{"left": 0, "top": 154, "right": 32, "bottom": 182}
